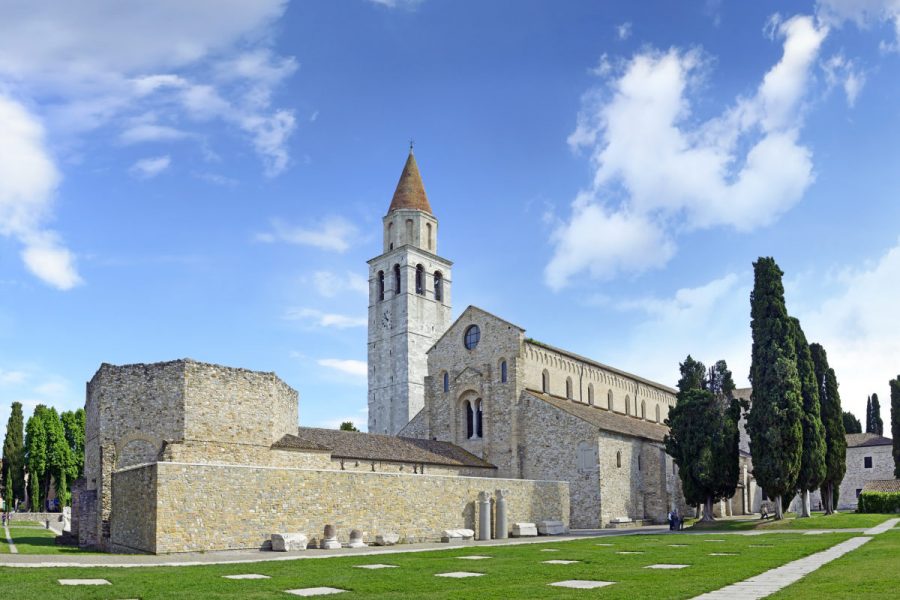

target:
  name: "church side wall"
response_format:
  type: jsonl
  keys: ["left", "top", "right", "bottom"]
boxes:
{"left": 160, "top": 441, "right": 332, "bottom": 469}
{"left": 110, "top": 464, "right": 157, "bottom": 554}
{"left": 597, "top": 431, "right": 670, "bottom": 525}
{"left": 519, "top": 393, "right": 600, "bottom": 528}
{"left": 151, "top": 462, "right": 569, "bottom": 553}
{"left": 522, "top": 343, "right": 675, "bottom": 428}
{"left": 839, "top": 445, "right": 894, "bottom": 510}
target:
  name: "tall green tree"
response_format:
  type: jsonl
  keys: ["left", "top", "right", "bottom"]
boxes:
{"left": 790, "top": 318, "right": 826, "bottom": 517}
{"left": 890, "top": 376, "right": 900, "bottom": 478}
{"left": 2, "top": 401, "right": 25, "bottom": 503}
{"left": 866, "top": 396, "right": 873, "bottom": 433}
{"left": 44, "top": 407, "right": 74, "bottom": 508}
{"left": 747, "top": 257, "right": 803, "bottom": 519}
{"left": 665, "top": 356, "right": 741, "bottom": 521}
{"left": 869, "top": 393, "right": 884, "bottom": 435}
{"left": 25, "top": 405, "right": 49, "bottom": 511}
{"left": 61, "top": 409, "right": 86, "bottom": 479}
{"left": 842, "top": 411, "right": 862, "bottom": 434}
{"left": 811, "top": 343, "right": 847, "bottom": 515}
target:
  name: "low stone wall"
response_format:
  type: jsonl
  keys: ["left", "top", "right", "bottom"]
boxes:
{"left": 7, "top": 512, "right": 62, "bottom": 524}
{"left": 149, "top": 461, "right": 569, "bottom": 553}
{"left": 110, "top": 465, "right": 158, "bottom": 553}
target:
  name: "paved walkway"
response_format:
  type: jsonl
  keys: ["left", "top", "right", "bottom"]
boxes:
{"left": 691, "top": 517, "right": 900, "bottom": 600}
{"left": 2, "top": 524, "right": 17, "bottom": 554}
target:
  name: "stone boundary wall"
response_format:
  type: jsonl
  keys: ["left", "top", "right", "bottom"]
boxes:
{"left": 144, "top": 461, "right": 568, "bottom": 553}
{"left": 7, "top": 512, "right": 63, "bottom": 523}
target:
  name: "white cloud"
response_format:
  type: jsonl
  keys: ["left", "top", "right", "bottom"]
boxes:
{"left": 822, "top": 54, "right": 866, "bottom": 107}
{"left": 547, "top": 15, "right": 826, "bottom": 289}
{"left": 257, "top": 217, "right": 359, "bottom": 253}
{"left": 130, "top": 155, "right": 171, "bottom": 179}
{"left": 367, "top": 0, "right": 423, "bottom": 9}
{"left": 317, "top": 358, "right": 367, "bottom": 378}
{"left": 0, "top": 369, "right": 27, "bottom": 385}
{"left": 312, "top": 271, "right": 369, "bottom": 298}
{"left": 616, "top": 22, "right": 632, "bottom": 41}
{"left": 0, "top": 94, "right": 82, "bottom": 290}
{"left": 818, "top": 0, "right": 900, "bottom": 50}
{"left": 284, "top": 308, "right": 367, "bottom": 329}
{"left": 0, "top": 1, "right": 297, "bottom": 175}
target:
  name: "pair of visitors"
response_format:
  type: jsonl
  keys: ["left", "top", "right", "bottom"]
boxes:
{"left": 667, "top": 509, "right": 683, "bottom": 530}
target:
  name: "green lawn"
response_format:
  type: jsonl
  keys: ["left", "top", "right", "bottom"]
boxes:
{"left": 773, "top": 529, "right": 900, "bottom": 599}
{"left": 0, "top": 533, "right": 858, "bottom": 599}
{"left": 689, "top": 512, "right": 895, "bottom": 532}
{"left": 2, "top": 526, "right": 95, "bottom": 555}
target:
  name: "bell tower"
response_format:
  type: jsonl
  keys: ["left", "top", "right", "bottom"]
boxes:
{"left": 367, "top": 149, "right": 453, "bottom": 434}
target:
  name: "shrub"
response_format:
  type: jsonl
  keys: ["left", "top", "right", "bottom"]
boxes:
{"left": 857, "top": 491, "right": 900, "bottom": 513}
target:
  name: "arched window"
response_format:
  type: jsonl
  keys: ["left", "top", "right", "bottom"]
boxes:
{"left": 464, "top": 325, "right": 480, "bottom": 350}
{"left": 443, "top": 371, "right": 449, "bottom": 393}
{"left": 387, "top": 222, "right": 393, "bottom": 250}
{"left": 426, "top": 223, "right": 433, "bottom": 250}
{"left": 500, "top": 360, "right": 508, "bottom": 383}
{"left": 465, "top": 400, "right": 474, "bottom": 439}
{"left": 434, "top": 271, "right": 443, "bottom": 302}
{"left": 542, "top": 369, "right": 550, "bottom": 393}
{"left": 566, "top": 377, "right": 573, "bottom": 399}
{"left": 655, "top": 405, "right": 661, "bottom": 423}
{"left": 616, "top": 451, "right": 622, "bottom": 468}
{"left": 475, "top": 399, "right": 483, "bottom": 438}
{"left": 588, "top": 384, "right": 594, "bottom": 405}
{"left": 377, "top": 270, "right": 385, "bottom": 301}
{"left": 405, "top": 218, "right": 413, "bottom": 243}
{"left": 625, "top": 394, "right": 631, "bottom": 416}
{"left": 638, "top": 455, "right": 642, "bottom": 471}
{"left": 415, "top": 264, "right": 424, "bottom": 295}
{"left": 394, "top": 264, "right": 401, "bottom": 294}
{"left": 607, "top": 389, "right": 613, "bottom": 410}
{"left": 641, "top": 400, "right": 646, "bottom": 420}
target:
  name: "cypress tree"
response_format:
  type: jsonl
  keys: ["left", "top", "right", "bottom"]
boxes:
{"left": 866, "top": 396, "right": 873, "bottom": 433}
{"left": 24, "top": 405, "right": 49, "bottom": 511}
{"left": 891, "top": 376, "right": 900, "bottom": 478}
{"left": 790, "top": 318, "right": 826, "bottom": 517}
{"left": 43, "top": 407, "right": 73, "bottom": 508}
{"left": 870, "top": 393, "right": 884, "bottom": 435}
{"left": 811, "top": 343, "right": 847, "bottom": 515}
{"left": 2, "top": 402, "right": 25, "bottom": 503}
{"left": 747, "top": 257, "right": 803, "bottom": 519}
{"left": 842, "top": 411, "right": 862, "bottom": 434}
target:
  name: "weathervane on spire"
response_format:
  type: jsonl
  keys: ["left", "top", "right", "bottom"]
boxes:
{"left": 409, "top": 138, "right": 415, "bottom": 152}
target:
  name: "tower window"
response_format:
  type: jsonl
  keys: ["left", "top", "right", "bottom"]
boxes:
{"left": 464, "top": 325, "right": 480, "bottom": 350}
{"left": 406, "top": 219, "right": 413, "bottom": 243}
{"left": 625, "top": 394, "right": 631, "bottom": 416}
{"left": 542, "top": 369, "right": 550, "bottom": 393}
{"left": 377, "top": 270, "right": 384, "bottom": 302}
{"left": 394, "top": 264, "right": 401, "bottom": 294}
{"left": 415, "top": 264, "right": 425, "bottom": 295}
{"left": 500, "top": 360, "right": 508, "bottom": 383}
{"left": 434, "top": 271, "right": 443, "bottom": 302}
{"left": 443, "top": 371, "right": 449, "bottom": 393}
{"left": 616, "top": 451, "right": 622, "bottom": 468}
{"left": 426, "top": 222, "right": 433, "bottom": 250}
{"left": 566, "top": 377, "right": 573, "bottom": 399}
{"left": 475, "top": 399, "right": 483, "bottom": 438}
{"left": 465, "top": 400, "right": 474, "bottom": 439}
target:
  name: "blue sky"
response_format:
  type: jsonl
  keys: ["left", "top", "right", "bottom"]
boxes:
{"left": 2, "top": 0, "right": 900, "bottom": 438}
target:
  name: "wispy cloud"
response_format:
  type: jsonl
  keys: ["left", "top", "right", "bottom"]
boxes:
{"left": 284, "top": 307, "right": 367, "bottom": 329}
{"left": 120, "top": 123, "right": 189, "bottom": 144}
{"left": 257, "top": 217, "right": 359, "bottom": 253}
{"left": 0, "top": 369, "right": 27, "bottom": 385}
{"left": 130, "top": 155, "right": 171, "bottom": 179}
{"left": 616, "top": 22, "right": 632, "bottom": 40}
{"left": 312, "top": 271, "right": 369, "bottom": 298}
{"left": 317, "top": 358, "right": 367, "bottom": 378}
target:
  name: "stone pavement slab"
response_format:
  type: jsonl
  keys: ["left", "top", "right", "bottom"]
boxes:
{"left": 3, "top": 525, "right": 17, "bottom": 554}
{"left": 540, "top": 548, "right": 560, "bottom": 552}
{"left": 549, "top": 580, "right": 616, "bottom": 589}
{"left": 285, "top": 587, "right": 347, "bottom": 596}
{"left": 543, "top": 559, "right": 579, "bottom": 564}
{"left": 435, "top": 571, "right": 483, "bottom": 578}
{"left": 646, "top": 564, "right": 689, "bottom": 569}
{"left": 864, "top": 518, "right": 899, "bottom": 535}
{"left": 58, "top": 579, "right": 111, "bottom": 585}
{"left": 690, "top": 536, "right": 872, "bottom": 600}
{"left": 456, "top": 555, "right": 491, "bottom": 560}
{"left": 354, "top": 563, "right": 397, "bottom": 569}
{"left": 616, "top": 551, "right": 643, "bottom": 554}
{"left": 222, "top": 574, "right": 271, "bottom": 579}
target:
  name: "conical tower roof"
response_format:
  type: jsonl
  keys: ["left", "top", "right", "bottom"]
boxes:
{"left": 388, "top": 150, "right": 432, "bottom": 215}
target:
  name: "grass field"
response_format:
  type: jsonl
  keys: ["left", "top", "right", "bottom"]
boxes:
{"left": 773, "top": 529, "right": 900, "bottom": 599}
{"left": 688, "top": 512, "right": 895, "bottom": 532}
{"left": 1, "top": 526, "right": 95, "bottom": 555}
{"left": 0, "top": 532, "right": 857, "bottom": 599}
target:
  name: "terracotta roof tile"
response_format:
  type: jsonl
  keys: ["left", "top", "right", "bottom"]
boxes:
{"left": 388, "top": 151, "right": 432, "bottom": 214}
{"left": 862, "top": 479, "right": 900, "bottom": 493}
{"left": 846, "top": 432, "right": 893, "bottom": 448}
{"left": 274, "top": 427, "right": 495, "bottom": 469}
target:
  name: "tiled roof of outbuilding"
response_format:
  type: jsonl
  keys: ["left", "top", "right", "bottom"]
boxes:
{"left": 846, "top": 432, "right": 893, "bottom": 448}
{"left": 862, "top": 479, "right": 900, "bottom": 493}
{"left": 388, "top": 150, "right": 432, "bottom": 214}
{"left": 525, "top": 390, "right": 669, "bottom": 443}
{"left": 273, "top": 427, "right": 495, "bottom": 469}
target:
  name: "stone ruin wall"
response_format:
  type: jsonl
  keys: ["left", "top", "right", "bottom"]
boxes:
{"left": 116, "top": 462, "right": 569, "bottom": 554}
